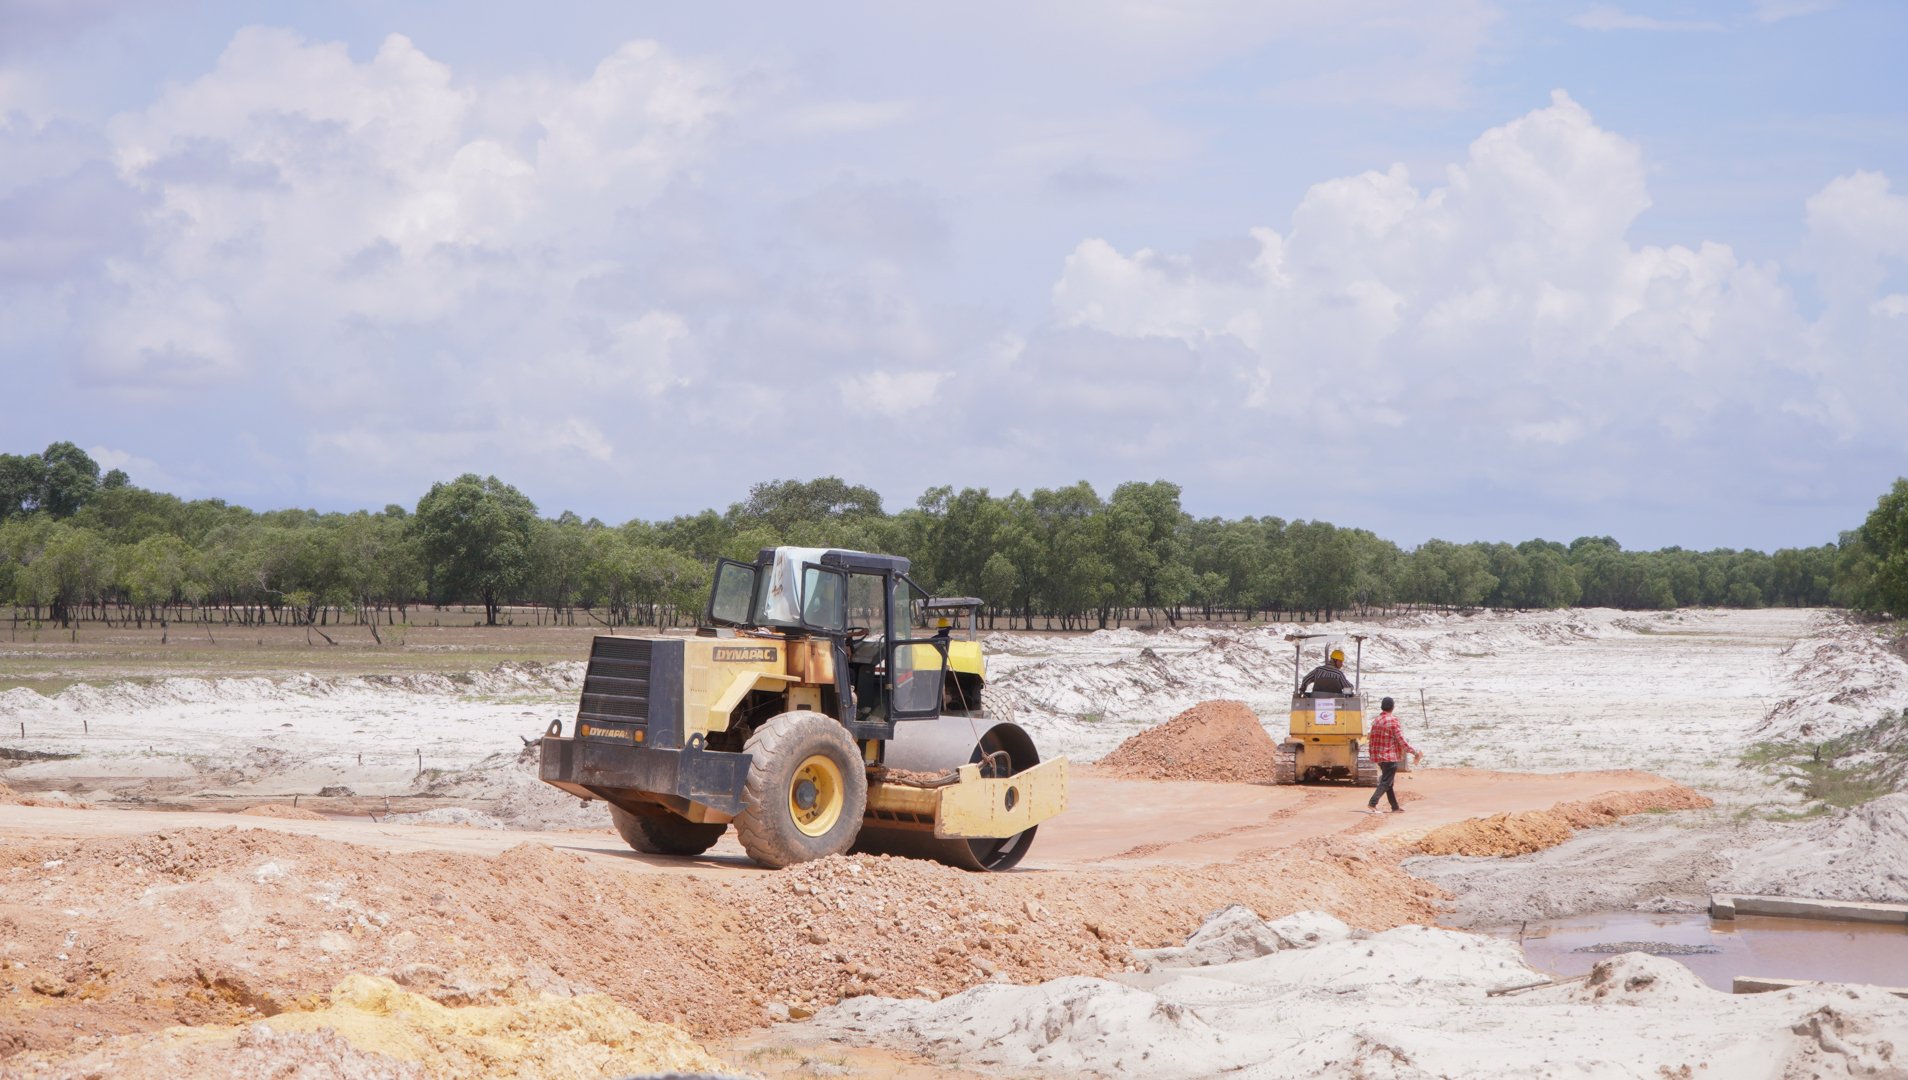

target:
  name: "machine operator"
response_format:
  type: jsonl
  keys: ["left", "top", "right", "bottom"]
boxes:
{"left": 1299, "top": 647, "right": 1354, "bottom": 695}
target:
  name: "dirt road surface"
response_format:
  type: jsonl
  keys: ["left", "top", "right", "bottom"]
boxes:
{"left": 0, "top": 767, "right": 1676, "bottom": 873}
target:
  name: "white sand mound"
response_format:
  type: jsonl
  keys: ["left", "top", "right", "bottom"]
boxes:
{"left": 1717, "top": 793, "right": 1908, "bottom": 903}
{"left": 849, "top": 976, "right": 1242, "bottom": 1077}
{"left": 1564, "top": 951, "right": 1713, "bottom": 1005}
{"left": 812, "top": 905, "right": 1908, "bottom": 1079}
{"left": 0, "top": 686, "right": 52, "bottom": 712}
{"left": 1759, "top": 613, "right": 1908, "bottom": 744}
{"left": 1134, "top": 906, "right": 1352, "bottom": 969}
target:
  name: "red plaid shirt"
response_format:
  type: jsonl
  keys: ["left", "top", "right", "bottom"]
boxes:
{"left": 1366, "top": 710, "right": 1415, "bottom": 763}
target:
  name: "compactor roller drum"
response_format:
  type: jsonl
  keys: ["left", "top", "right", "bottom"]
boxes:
{"left": 609, "top": 803, "right": 727, "bottom": 856}
{"left": 735, "top": 712, "right": 869, "bottom": 869}
{"left": 856, "top": 716, "right": 1043, "bottom": 872}
{"left": 1355, "top": 754, "right": 1379, "bottom": 788}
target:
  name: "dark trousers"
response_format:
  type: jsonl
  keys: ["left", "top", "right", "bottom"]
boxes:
{"left": 1369, "top": 761, "right": 1400, "bottom": 810}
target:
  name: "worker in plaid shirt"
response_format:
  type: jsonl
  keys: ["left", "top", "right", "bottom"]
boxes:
{"left": 1366, "top": 696, "right": 1424, "bottom": 814}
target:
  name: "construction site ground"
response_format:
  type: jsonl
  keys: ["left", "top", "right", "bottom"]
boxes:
{"left": 4, "top": 607, "right": 1907, "bottom": 1078}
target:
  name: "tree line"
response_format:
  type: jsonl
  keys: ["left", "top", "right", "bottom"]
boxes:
{"left": 2, "top": 441, "right": 1902, "bottom": 632}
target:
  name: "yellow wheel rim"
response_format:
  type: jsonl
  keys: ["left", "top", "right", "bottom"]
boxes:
{"left": 788, "top": 754, "right": 845, "bottom": 837}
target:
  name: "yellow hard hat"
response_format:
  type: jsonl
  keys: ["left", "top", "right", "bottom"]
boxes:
{"left": 1330, "top": 648, "right": 1345, "bottom": 663}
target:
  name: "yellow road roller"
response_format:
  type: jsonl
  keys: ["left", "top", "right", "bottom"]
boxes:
{"left": 538, "top": 547, "right": 1066, "bottom": 870}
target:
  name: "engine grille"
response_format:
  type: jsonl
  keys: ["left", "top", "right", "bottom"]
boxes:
{"left": 578, "top": 636, "right": 654, "bottom": 725}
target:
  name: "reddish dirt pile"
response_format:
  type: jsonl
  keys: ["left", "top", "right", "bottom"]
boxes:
{"left": 237, "top": 803, "right": 328, "bottom": 821}
{"left": 0, "top": 825, "right": 1443, "bottom": 1062}
{"left": 1411, "top": 786, "right": 1714, "bottom": 857}
{"left": 1094, "top": 699, "right": 1281, "bottom": 783}
{"left": 0, "top": 781, "right": 16, "bottom": 805}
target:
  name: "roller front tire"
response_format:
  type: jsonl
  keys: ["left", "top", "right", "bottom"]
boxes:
{"left": 735, "top": 712, "right": 869, "bottom": 869}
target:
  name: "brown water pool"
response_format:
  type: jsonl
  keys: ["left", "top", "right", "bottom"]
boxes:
{"left": 1488, "top": 911, "right": 1908, "bottom": 991}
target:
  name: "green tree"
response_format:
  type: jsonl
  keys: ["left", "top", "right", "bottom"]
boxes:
{"left": 121, "top": 534, "right": 193, "bottom": 622}
{"left": 413, "top": 474, "right": 540, "bottom": 625}
{"left": 1522, "top": 548, "right": 1581, "bottom": 608}
{"left": 733, "top": 477, "right": 884, "bottom": 538}
{"left": 29, "top": 523, "right": 113, "bottom": 625}
{"left": 1843, "top": 478, "right": 1908, "bottom": 616}
{"left": 1288, "top": 520, "right": 1358, "bottom": 619}
{"left": 0, "top": 454, "right": 45, "bottom": 519}
{"left": 36, "top": 442, "right": 102, "bottom": 517}
{"left": 1105, "top": 480, "right": 1194, "bottom": 623}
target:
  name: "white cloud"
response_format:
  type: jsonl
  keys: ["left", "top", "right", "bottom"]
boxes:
{"left": 1800, "top": 170, "right": 1908, "bottom": 308}
{"left": 59, "top": 27, "right": 726, "bottom": 410}
{"left": 0, "top": 68, "right": 40, "bottom": 116}
{"left": 1045, "top": 91, "right": 1895, "bottom": 510}
{"left": 1875, "top": 295, "right": 1908, "bottom": 319}
{"left": 550, "top": 418, "right": 614, "bottom": 464}
{"left": 86, "top": 444, "right": 170, "bottom": 487}
{"left": 1570, "top": 5, "right": 1724, "bottom": 31}
{"left": 836, "top": 370, "right": 949, "bottom": 413}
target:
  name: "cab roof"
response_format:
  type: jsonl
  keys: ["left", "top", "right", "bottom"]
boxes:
{"left": 755, "top": 547, "right": 912, "bottom": 575}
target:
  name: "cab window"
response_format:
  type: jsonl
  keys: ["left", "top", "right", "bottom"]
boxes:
{"left": 889, "top": 576, "right": 943, "bottom": 716}
{"left": 845, "top": 572, "right": 885, "bottom": 635}
{"left": 801, "top": 567, "right": 845, "bottom": 632}
{"left": 708, "top": 561, "right": 757, "bottom": 625}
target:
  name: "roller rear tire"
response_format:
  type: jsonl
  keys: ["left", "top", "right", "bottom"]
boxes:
{"left": 609, "top": 804, "right": 727, "bottom": 856}
{"left": 735, "top": 712, "right": 869, "bottom": 869}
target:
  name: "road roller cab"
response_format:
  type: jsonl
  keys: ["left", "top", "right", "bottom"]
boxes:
{"left": 537, "top": 547, "right": 1066, "bottom": 871}
{"left": 1273, "top": 633, "right": 1379, "bottom": 787}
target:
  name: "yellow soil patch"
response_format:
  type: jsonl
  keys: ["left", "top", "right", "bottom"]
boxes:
{"left": 1412, "top": 786, "right": 1714, "bottom": 857}
{"left": 9, "top": 976, "right": 731, "bottom": 1080}
{"left": 269, "top": 975, "right": 729, "bottom": 1077}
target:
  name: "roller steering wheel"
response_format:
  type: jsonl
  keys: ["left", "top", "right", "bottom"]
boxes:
{"left": 843, "top": 626, "right": 870, "bottom": 644}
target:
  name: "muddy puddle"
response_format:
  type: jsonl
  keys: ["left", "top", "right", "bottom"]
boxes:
{"left": 1491, "top": 911, "right": 1908, "bottom": 991}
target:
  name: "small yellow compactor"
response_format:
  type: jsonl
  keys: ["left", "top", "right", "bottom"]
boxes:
{"left": 538, "top": 547, "right": 1066, "bottom": 870}
{"left": 1273, "top": 633, "right": 1379, "bottom": 787}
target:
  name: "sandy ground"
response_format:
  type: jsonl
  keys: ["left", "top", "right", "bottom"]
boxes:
{"left": 803, "top": 907, "right": 1908, "bottom": 1078}
{"left": 5, "top": 605, "right": 1907, "bottom": 1078}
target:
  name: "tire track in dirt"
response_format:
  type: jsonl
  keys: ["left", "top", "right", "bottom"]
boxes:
{"left": 1107, "top": 790, "right": 1334, "bottom": 861}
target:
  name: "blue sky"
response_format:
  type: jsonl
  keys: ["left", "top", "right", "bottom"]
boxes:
{"left": 2, "top": 1, "right": 1904, "bottom": 550}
